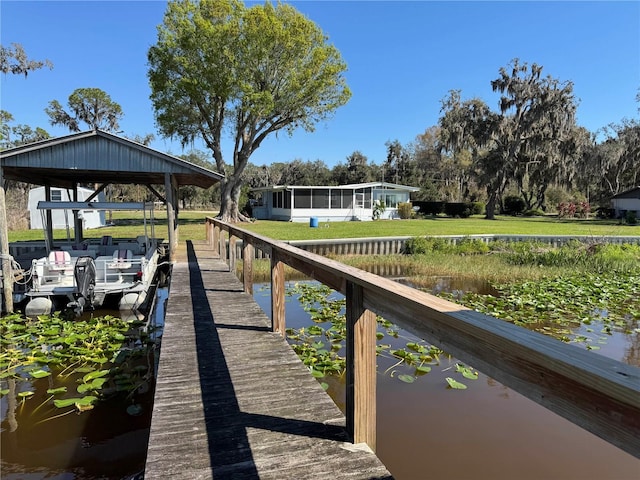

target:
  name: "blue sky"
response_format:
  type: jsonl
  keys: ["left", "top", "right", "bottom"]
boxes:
{"left": 1, "top": 1, "right": 638, "bottom": 168}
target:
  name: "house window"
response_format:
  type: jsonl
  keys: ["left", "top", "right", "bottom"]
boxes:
{"left": 342, "top": 190, "right": 353, "bottom": 208}
{"left": 272, "top": 191, "right": 285, "bottom": 208}
{"left": 313, "top": 189, "right": 330, "bottom": 209}
{"left": 384, "top": 194, "right": 399, "bottom": 208}
{"left": 294, "top": 189, "right": 311, "bottom": 208}
{"left": 51, "top": 189, "right": 62, "bottom": 201}
{"left": 331, "top": 190, "right": 341, "bottom": 209}
{"left": 284, "top": 190, "right": 291, "bottom": 209}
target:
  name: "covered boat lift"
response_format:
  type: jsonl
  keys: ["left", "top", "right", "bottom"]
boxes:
{"left": 0, "top": 129, "right": 224, "bottom": 312}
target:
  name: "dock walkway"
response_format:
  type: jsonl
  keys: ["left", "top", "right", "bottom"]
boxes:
{"left": 145, "top": 240, "right": 392, "bottom": 479}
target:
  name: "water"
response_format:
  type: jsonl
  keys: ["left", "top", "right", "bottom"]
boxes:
{"left": 3, "top": 272, "right": 637, "bottom": 479}
{"left": 253, "top": 280, "right": 640, "bottom": 480}
{"left": 0, "top": 285, "right": 168, "bottom": 480}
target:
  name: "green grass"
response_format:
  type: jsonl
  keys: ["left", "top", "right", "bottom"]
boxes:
{"left": 240, "top": 216, "right": 638, "bottom": 241}
{"left": 8, "top": 210, "right": 217, "bottom": 243}
{"left": 9, "top": 211, "right": 639, "bottom": 244}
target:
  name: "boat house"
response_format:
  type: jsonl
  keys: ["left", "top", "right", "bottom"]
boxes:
{"left": 251, "top": 182, "right": 420, "bottom": 222}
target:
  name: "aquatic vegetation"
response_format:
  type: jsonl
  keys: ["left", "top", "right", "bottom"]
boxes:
{"left": 445, "top": 272, "right": 640, "bottom": 349}
{"left": 285, "top": 282, "right": 477, "bottom": 389}
{"left": 0, "top": 311, "right": 154, "bottom": 424}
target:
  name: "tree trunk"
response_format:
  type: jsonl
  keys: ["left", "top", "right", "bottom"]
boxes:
{"left": 485, "top": 190, "right": 498, "bottom": 220}
{"left": 218, "top": 177, "right": 250, "bottom": 223}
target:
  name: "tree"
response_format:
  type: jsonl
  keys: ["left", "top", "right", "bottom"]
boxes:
{"left": 332, "top": 151, "right": 375, "bottom": 185}
{"left": 45, "top": 87, "right": 123, "bottom": 132}
{"left": 439, "top": 60, "right": 579, "bottom": 218}
{"left": 384, "top": 140, "right": 411, "bottom": 184}
{"left": 585, "top": 120, "right": 640, "bottom": 201}
{"left": 0, "top": 43, "right": 52, "bottom": 77}
{"left": 1, "top": 110, "right": 51, "bottom": 149}
{"left": 147, "top": 0, "right": 351, "bottom": 222}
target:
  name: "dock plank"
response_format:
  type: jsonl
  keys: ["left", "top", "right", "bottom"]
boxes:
{"left": 145, "top": 240, "right": 392, "bottom": 479}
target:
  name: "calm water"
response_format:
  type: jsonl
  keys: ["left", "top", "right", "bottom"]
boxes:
{"left": 253, "top": 280, "right": 640, "bottom": 480}
{"left": 0, "top": 286, "right": 168, "bottom": 480}
{"left": 3, "top": 274, "right": 638, "bottom": 479}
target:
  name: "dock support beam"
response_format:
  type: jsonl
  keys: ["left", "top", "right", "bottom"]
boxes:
{"left": 0, "top": 166, "right": 13, "bottom": 313}
{"left": 164, "top": 173, "right": 178, "bottom": 261}
{"left": 271, "top": 250, "right": 285, "bottom": 336}
{"left": 243, "top": 240, "right": 253, "bottom": 295}
{"left": 346, "top": 281, "right": 377, "bottom": 451}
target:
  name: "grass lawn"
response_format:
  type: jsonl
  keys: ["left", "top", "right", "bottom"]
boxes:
{"left": 8, "top": 210, "right": 639, "bottom": 243}
{"left": 239, "top": 215, "right": 639, "bottom": 241}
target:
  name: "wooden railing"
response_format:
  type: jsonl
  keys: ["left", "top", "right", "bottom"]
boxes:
{"left": 205, "top": 217, "right": 640, "bottom": 458}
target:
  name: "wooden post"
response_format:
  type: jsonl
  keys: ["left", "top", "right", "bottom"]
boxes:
{"left": 164, "top": 173, "right": 176, "bottom": 261}
{"left": 243, "top": 240, "right": 254, "bottom": 295}
{"left": 213, "top": 223, "right": 220, "bottom": 256}
{"left": 229, "top": 234, "right": 236, "bottom": 272}
{"left": 0, "top": 166, "right": 13, "bottom": 313}
{"left": 44, "top": 185, "right": 53, "bottom": 250}
{"left": 206, "top": 219, "right": 211, "bottom": 246}
{"left": 345, "top": 280, "right": 377, "bottom": 451}
{"left": 219, "top": 229, "right": 227, "bottom": 265}
{"left": 270, "top": 250, "right": 285, "bottom": 336}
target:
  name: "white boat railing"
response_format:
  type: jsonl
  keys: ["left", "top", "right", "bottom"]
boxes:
{"left": 30, "top": 255, "right": 148, "bottom": 291}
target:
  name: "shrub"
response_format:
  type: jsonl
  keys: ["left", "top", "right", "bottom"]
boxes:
{"left": 457, "top": 237, "right": 490, "bottom": 255}
{"left": 503, "top": 196, "right": 526, "bottom": 216}
{"left": 471, "top": 202, "right": 485, "bottom": 215}
{"left": 523, "top": 208, "right": 545, "bottom": 217}
{"left": 397, "top": 202, "right": 413, "bottom": 219}
{"left": 402, "top": 236, "right": 431, "bottom": 254}
{"left": 558, "top": 201, "right": 591, "bottom": 218}
{"left": 575, "top": 201, "right": 591, "bottom": 218}
{"left": 595, "top": 207, "right": 615, "bottom": 219}
{"left": 625, "top": 210, "right": 638, "bottom": 225}
{"left": 558, "top": 202, "right": 576, "bottom": 218}
{"left": 372, "top": 200, "right": 386, "bottom": 220}
{"left": 414, "top": 201, "right": 444, "bottom": 216}
{"left": 444, "top": 202, "right": 472, "bottom": 218}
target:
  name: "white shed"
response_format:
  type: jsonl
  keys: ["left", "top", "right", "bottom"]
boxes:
{"left": 611, "top": 186, "right": 640, "bottom": 219}
{"left": 28, "top": 186, "right": 106, "bottom": 230}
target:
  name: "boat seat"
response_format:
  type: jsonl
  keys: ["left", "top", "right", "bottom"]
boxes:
{"left": 107, "top": 249, "right": 133, "bottom": 270}
{"left": 48, "top": 250, "right": 72, "bottom": 272}
{"left": 101, "top": 235, "right": 113, "bottom": 246}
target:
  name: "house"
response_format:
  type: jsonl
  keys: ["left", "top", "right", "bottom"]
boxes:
{"left": 28, "top": 186, "right": 106, "bottom": 230}
{"left": 251, "top": 182, "right": 420, "bottom": 222}
{"left": 611, "top": 186, "right": 640, "bottom": 219}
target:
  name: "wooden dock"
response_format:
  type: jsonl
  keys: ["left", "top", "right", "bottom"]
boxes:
{"left": 145, "top": 240, "right": 392, "bottom": 479}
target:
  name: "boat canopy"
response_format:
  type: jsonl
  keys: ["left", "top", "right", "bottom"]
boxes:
{"left": 37, "top": 201, "right": 154, "bottom": 211}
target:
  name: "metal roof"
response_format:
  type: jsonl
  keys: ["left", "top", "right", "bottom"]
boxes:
{"left": 611, "top": 186, "right": 640, "bottom": 199}
{"left": 0, "top": 129, "right": 224, "bottom": 189}
{"left": 252, "top": 181, "right": 421, "bottom": 193}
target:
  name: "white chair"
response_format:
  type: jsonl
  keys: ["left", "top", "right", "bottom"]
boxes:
{"left": 48, "top": 250, "right": 72, "bottom": 272}
{"left": 107, "top": 249, "right": 133, "bottom": 270}
{"left": 46, "top": 250, "right": 72, "bottom": 282}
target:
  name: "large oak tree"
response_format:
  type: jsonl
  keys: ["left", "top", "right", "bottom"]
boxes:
{"left": 147, "top": 0, "right": 351, "bottom": 222}
{"left": 439, "top": 59, "right": 580, "bottom": 218}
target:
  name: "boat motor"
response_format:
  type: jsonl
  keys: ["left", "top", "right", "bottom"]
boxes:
{"left": 68, "top": 256, "right": 96, "bottom": 315}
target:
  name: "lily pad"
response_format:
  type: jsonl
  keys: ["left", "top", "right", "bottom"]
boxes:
{"left": 445, "top": 377, "right": 467, "bottom": 389}
{"left": 47, "top": 387, "right": 68, "bottom": 395}
{"left": 126, "top": 404, "right": 143, "bottom": 416}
